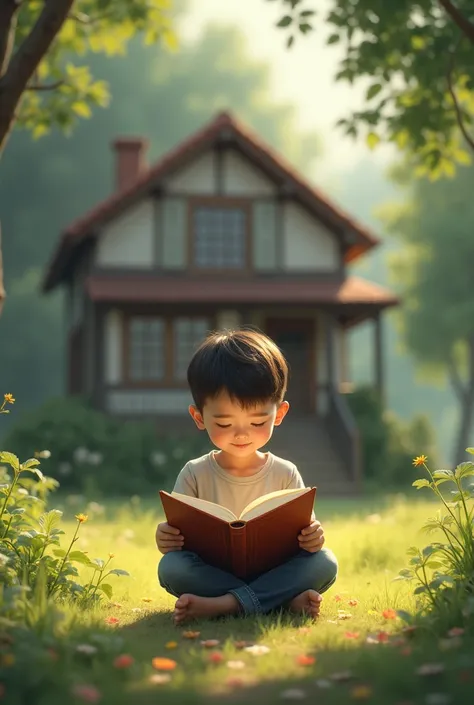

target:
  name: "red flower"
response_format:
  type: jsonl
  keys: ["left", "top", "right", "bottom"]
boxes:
{"left": 105, "top": 616, "right": 119, "bottom": 625}
{"left": 345, "top": 632, "right": 360, "bottom": 639}
{"left": 296, "top": 654, "right": 316, "bottom": 666}
{"left": 377, "top": 631, "right": 390, "bottom": 643}
{"left": 113, "top": 654, "right": 134, "bottom": 669}
{"left": 348, "top": 599, "right": 359, "bottom": 607}
{"left": 382, "top": 609, "right": 397, "bottom": 620}
{"left": 209, "top": 652, "right": 224, "bottom": 664}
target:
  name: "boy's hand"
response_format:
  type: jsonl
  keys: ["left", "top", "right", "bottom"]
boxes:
{"left": 298, "top": 520, "right": 325, "bottom": 553}
{"left": 156, "top": 522, "right": 184, "bottom": 554}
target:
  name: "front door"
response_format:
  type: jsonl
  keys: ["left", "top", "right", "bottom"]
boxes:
{"left": 266, "top": 319, "right": 315, "bottom": 414}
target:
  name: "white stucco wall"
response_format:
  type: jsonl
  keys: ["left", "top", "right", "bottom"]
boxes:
{"left": 216, "top": 309, "right": 241, "bottom": 331}
{"left": 96, "top": 199, "right": 155, "bottom": 267}
{"left": 223, "top": 149, "right": 276, "bottom": 196}
{"left": 166, "top": 151, "right": 215, "bottom": 193}
{"left": 282, "top": 202, "right": 339, "bottom": 271}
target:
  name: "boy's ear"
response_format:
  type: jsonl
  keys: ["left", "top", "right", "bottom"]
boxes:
{"left": 274, "top": 400, "right": 290, "bottom": 426}
{"left": 189, "top": 405, "right": 206, "bottom": 430}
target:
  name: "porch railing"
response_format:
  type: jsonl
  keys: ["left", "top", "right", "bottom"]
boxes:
{"left": 326, "top": 386, "right": 361, "bottom": 486}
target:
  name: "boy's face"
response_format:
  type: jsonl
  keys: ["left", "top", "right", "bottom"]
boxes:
{"left": 189, "top": 391, "right": 289, "bottom": 456}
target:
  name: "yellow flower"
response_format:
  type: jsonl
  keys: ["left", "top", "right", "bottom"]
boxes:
{"left": 1, "top": 653, "right": 15, "bottom": 667}
{"left": 413, "top": 455, "right": 428, "bottom": 467}
{"left": 351, "top": 684, "right": 372, "bottom": 700}
{"left": 165, "top": 641, "right": 178, "bottom": 649}
{"left": 3, "top": 393, "right": 14, "bottom": 404}
{"left": 109, "top": 553, "right": 115, "bottom": 559}
{"left": 75, "top": 513, "right": 88, "bottom": 523}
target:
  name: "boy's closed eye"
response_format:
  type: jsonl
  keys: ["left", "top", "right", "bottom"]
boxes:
{"left": 215, "top": 422, "right": 267, "bottom": 428}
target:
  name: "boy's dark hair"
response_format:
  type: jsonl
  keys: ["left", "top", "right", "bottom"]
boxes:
{"left": 187, "top": 328, "right": 288, "bottom": 411}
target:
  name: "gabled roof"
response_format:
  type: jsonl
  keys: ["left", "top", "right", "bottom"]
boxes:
{"left": 43, "top": 111, "right": 380, "bottom": 292}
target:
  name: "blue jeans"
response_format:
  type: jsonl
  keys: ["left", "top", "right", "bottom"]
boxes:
{"left": 158, "top": 548, "right": 338, "bottom": 615}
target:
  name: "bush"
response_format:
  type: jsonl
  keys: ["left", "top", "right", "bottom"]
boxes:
{"left": 347, "top": 386, "right": 437, "bottom": 488}
{"left": 3, "top": 396, "right": 211, "bottom": 496}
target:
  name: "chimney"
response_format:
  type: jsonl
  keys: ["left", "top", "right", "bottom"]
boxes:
{"left": 112, "top": 137, "right": 148, "bottom": 191}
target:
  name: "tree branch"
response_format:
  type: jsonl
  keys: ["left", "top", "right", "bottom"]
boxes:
{"left": 26, "top": 79, "right": 64, "bottom": 91}
{"left": 447, "top": 37, "right": 474, "bottom": 153}
{"left": 438, "top": 0, "right": 474, "bottom": 43}
{"left": 0, "top": 0, "right": 21, "bottom": 77}
{"left": 0, "top": 0, "right": 74, "bottom": 152}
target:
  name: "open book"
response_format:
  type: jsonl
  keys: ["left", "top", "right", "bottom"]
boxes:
{"left": 159, "top": 486, "right": 316, "bottom": 580}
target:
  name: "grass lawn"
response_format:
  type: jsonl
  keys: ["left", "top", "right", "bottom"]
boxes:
{"left": 48, "top": 494, "right": 472, "bottom": 705}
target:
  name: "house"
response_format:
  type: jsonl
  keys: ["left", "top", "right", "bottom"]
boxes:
{"left": 43, "top": 112, "right": 398, "bottom": 494}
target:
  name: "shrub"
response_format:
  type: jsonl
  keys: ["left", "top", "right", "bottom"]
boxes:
{"left": 396, "top": 451, "right": 474, "bottom": 630}
{"left": 3, "top": 396, "right": 211, "bottom": 496}
{"left": 346, "top": 386, "right": 437, "bottom": 488}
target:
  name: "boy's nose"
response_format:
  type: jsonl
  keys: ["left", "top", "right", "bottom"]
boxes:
{"left": 234, "top": 429, "right": 249, "bottom": 440}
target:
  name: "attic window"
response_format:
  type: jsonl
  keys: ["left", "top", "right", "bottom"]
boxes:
{"left": 193, "top": 206, "right": 247, "bottom": 268}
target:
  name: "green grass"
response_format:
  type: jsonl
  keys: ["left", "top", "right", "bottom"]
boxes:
{"left": 49, "top": 495, "right": 472, "bottom": 704}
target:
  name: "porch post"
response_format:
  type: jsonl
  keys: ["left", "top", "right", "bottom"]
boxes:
{"left": 373, "top": 312, "right": 384, "bottom": 405}
{"left": 325, "top": 311, "right": 336, "bottom": 391}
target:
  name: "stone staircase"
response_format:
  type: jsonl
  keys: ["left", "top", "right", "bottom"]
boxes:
{"left": 265, "top": 414, "right": 359, "bottom": 496}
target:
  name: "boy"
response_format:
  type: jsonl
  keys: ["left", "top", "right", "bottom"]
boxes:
{"left": 156, "top": 328, "right": 338, "bottom": 624}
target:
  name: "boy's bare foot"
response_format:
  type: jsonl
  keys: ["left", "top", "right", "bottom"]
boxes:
{"left": 173, "top": 593, "right": 240, "bottom": 624}
{"left": 288, "top": 589, "right": 322, "bottom": 618}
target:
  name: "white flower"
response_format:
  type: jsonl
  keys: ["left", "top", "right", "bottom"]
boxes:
{"left": 244, "top": 644, "right": 270, "bottom": 656}
{"left": 226, "top": 660, "right": 245, "bottom": 669}
{"left": 88, "top": 452, "right": 102, "bottom": 466}
{"left": 151, "top": 451, "right": 167, "bottom": 466}
{"left": 59, "top": 462, "right": 72, "bottom": 476}
{"left": 315, "top": 679, "right": 332, "bottom": 689}
{"left": 38, "top": 450, "right": 51, "bottom": 459}
{"left": 131, "top": 608, "right": 143, "bottom": 614}
{"left": 87, "top": 502, "right": 105, "bottom": 515}
{"left": 73, "top": 447, "right": 89, "bottom": 463}
{"left": 280, "top": 688, "right": 306, "bottom": 699}
{"left": 149, "top": 674, "right": 172, "bottom": 684}
{"left": 76, "top": 644, "right": 98, "bottom": 655}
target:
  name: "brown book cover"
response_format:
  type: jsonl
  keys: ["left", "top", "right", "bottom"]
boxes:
{"left": 159, "top": 487, "right": 316, "bottom": 580}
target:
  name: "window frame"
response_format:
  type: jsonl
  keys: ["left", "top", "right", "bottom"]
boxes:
{"left": 122, "top": 311, "right": 214, "bottom": 388}
{"left": 187, "top": 196, "right": 253, "bottom": 274}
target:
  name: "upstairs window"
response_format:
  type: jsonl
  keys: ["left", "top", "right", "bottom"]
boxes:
{"left": 192, "top": 206, "right": 247, "bottom": 269}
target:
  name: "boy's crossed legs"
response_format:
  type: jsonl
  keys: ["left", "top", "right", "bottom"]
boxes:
{"left": 158, "top": 548, "right": 338, "bottom": 624}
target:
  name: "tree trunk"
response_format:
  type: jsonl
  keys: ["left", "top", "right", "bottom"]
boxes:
{"left": 450, "top": 337, "right": 474, "bottom": 466}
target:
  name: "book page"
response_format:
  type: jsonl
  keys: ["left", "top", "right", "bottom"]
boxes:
{"left": 170, "top": 492, "right": 237, "bottom": 523}
{"left": 239, "top": 487, "right": 312, "bottom": 521}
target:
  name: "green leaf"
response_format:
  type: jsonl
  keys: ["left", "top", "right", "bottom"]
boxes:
{"left": 432, "top": 469, "right": 454, "bottom": 480}
{"left": 0, "top": 452, "right": 20, "bottom": 472}
{"left": 98, "top": 583, "right": 113, "bottom": 599}
{"left": 456, "top": 462, "right": 474, "bottom": 480}
{"left": 327, "top": 33, "right": 340, "bottom": 45}
{"left": 422, "top": 545, "right": 438, "bottom": 558}
{"left": 414, "top": 585, "right": 428, "bottom": 594}
{"left": 71, "top": 101, "right": 92, "bottom": 119}
{"left": 407, "top": 546, "right": 420, "bottom": 557}
{"left": 466, "top": 448, "right": 474, "bottom": 455}
{"left": 367, "top": 132, "right": 380, "bottom": 149}
{"left": 108, "top": 568, "right": 130, "bottom": 577}
{"left": 277, "top": 15, "right": 293, "bottom": 28}
{"left": 287, "top": 35, "right": 295, "bottom": 48}
{"left": 300, "top": 10, "right": 316, "bottom": 18}
{"left": 22, "top": 458, "right": 40, "bottom": 469}
{"left": 53, "top": 548, "right": 67, "bottom": 558}
{"left": 366, "top": 83, "right": 382, "bottom": 100}
{"left": 396, "top": 609, "right": 413, "bottom": 623}
{"left": 68, "top": 550, "right": 93, "bottom": 566}
{"left": 412, "top": 478, "right": 431, "bottom": 490}
{"left": 299, "top": 23, "right": 312, "bottom": 34}
{"left": 7, "top": 508, "right": 25, "bottom": 515}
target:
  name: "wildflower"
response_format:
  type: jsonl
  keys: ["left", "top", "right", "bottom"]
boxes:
{"left": 131, "top": 608, "right": 142, "bottom": 614}
{"left": 165, "top": 641, "right": 177, "bottom": 650}
{"left": 334, "top": 594, "right": 343, "bottom": 602}
{"left": 296, "top": 654, "right": 316, "bottom": 666}
{"left": 280, "top": 688, "right": 307, "bottom": 699}
{"left": 209, "top": 652, "right": 224, "bottom": 664}
{"left": 417, "top": 663, "right": 445, "bottom": 676}
{"left": 183, "top": 630, "right": 200, "bottom": 639}
{"left": 337, "top": 611, "right": 353, "bottom": 620}
{"left": 3, "top": 394, "right": 14, "bottom": 404}
{"left": 105, "top": 616, "right": 119, "bottom": 625}
{"left": 151, "top": 451, "right": 167, "bottom": 466}
{"left": 200, "top": 639, "right": 220, "bottom": 648}
{"left": 152, "top": 657, "right": 177, "bottom": 671}
{"left": 298, "top": 627, "right": 312, "bottom": 634}
{"left": 351, "top": 684, "right": 372, "bottom": 700}
{"left": 234, "top": 640, "right": 252, "bottom": 649}
{"left": 76, "top": 644, "right": 98, "bottom": 655}
{"left": 73, "top": 447, "right": 89, "bottom": 463}
{"left": 348, "top": 599, "right": 359, "bottom": 607}
{"left": 71, "top": 684, "right": 102, "bottom": 703}
{"left": 447, "top": 627, "right": 464, "bottom": 638}
{"left": 345, "top": 632, "right": 360, "bottom": 639}
{"left": 382, "top": 609, "right": 397, "bottom": 620}
{"left": 377, "top": 631, "right": 390, "bottom": 643}
{"left": 244, "top": 644, "right": 270, "bottom": 655}
{"left": 113, "top": 654, "right": 134, "bottom": 669}
{"left": 108, "top": 553, "right": 115, "bottom": 559}
{"left": 75, "top": 513, "right": 88, "bottom": 524}
{"left": 37, "top": 449, "right": 51, "bottom": 459}
{"left": 149, "top": 673, "right": 172, "bottom": 684}
{"left": 227, "top": 660, "right": 245, "bottom": 669}
{"left": 413, "top": 455, "right": 428, "bottom": 467}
